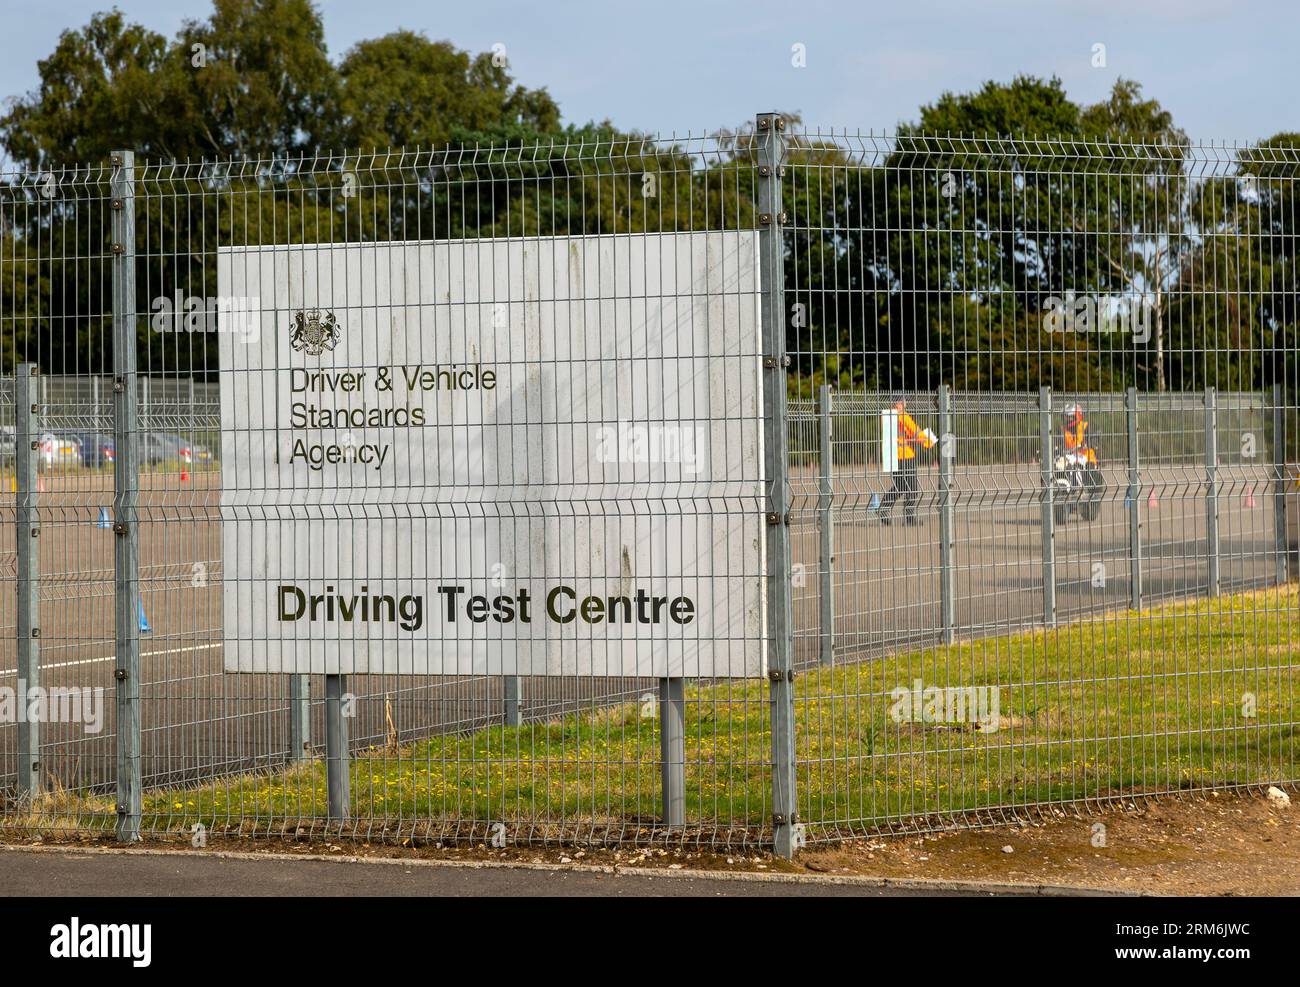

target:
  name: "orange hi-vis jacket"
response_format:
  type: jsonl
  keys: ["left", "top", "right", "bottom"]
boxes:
{"left": 1063, "top": 418, "right": 1087, "bottom": 450}
{"left": 897, "top": 413, "right": 935, "bottom": 460}
{"left": 1063, "top": 419, "right": 1098, "bottom": 465}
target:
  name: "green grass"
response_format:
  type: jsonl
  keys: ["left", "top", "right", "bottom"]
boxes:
{"left": 128, "top": 585, "right": 1300, "bottom": 841}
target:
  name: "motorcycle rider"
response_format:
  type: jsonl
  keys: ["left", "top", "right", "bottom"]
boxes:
{"left": 1054, "top": 402, "right": 1107, "bottom": 522}
{"left": 1061, "top": 404, "right": 1097, "bottom": 466}
{"left": 879, "top": 394, "right": 936, "bottom": 526}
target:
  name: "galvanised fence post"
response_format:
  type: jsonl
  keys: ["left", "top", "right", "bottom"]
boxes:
{"left": 1040, "top": 386, "right": 1056, "bottom": 627}
{"left": 1127, "top": 387, "right": 1143, "bottom": 610}
{"left": 1274, "top": 383, "right": 1290, "bottom": 585}
{"left": 757, "top": 111, "right": 799, "bottom": 859}
{"left": 818, "top": 383, "right": 834, "bottom": 665}
{"left": 111, "top": 149, "right": 142, "bottom": 842}
{"left": 16, "top": 363, "right": 41, "bottom": 797}
{"left": 938, "top": 384, "right": 955, "bottom": 645}
{"left": 1205, "top": 387, "right": 1220, "bottom": 597}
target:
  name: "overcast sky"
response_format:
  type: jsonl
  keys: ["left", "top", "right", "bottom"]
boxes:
{"left": 1, "top": 0, "right": 1292, "bottom": 141}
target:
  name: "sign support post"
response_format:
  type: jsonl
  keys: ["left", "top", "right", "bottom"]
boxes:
{"left": 504, "top": 675, "right": 522, "bottom": 728}
{"left": 325, "top": 673, "right": 349, "bottom": 824}
{"left": 659, "top": 677, "right": 685, "bottom": 828}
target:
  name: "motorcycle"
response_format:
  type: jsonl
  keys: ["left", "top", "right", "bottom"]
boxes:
{"left": 1050, "top": 444, "right": 1105, "bottom": 524}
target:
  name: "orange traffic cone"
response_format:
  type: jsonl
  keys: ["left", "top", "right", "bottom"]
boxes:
{"left": 1146, "top": 488, "right": 1158, "bottom": 510}
{"left": 1245, "top": 485, "right": 1257, "bottom": 508}
{"left": 180, "top": 468, "right": 190, "bottom": 483}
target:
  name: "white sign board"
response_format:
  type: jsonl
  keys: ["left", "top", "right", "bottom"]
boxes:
{"left": 218, "top": 232, "right": 765, "bottom": 678}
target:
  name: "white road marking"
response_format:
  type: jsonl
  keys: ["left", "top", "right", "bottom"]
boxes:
{"left": 0, "top": 642, "right": 221, "bottom": 676}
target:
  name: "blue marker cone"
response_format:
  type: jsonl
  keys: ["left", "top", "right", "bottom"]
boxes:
{"left": 138, "top": 596, "right": 153, "bottom": 634}
{"left": 95, "top": 507, "right": 112, "bottom": 529}
{"left": 868, "top": 493, "right": 881, "bottom": 512}
{"left": 1123, "top": 495, "right": 1132, "bottom": 510}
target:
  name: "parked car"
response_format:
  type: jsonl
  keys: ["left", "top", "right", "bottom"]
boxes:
{"left": 37, "top": 431, "right": 82, "bottom": 468}
{"left": 56, "top": 430, "right": 115, "bottom": 468}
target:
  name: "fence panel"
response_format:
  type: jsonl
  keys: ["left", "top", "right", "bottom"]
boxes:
{"left": 785, "top": 131, "right": 1298, "bottom": 841}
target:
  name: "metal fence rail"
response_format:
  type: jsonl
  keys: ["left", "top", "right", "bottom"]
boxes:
{"left": 0, "top": 121, "right": 1297, "bottom": 855}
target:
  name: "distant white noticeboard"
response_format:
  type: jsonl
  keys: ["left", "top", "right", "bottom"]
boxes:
{"left": 217, "top": 232, "right": 765, "bottom": 678}
{"left": 879, "top": 410, "right": 936, "bottom": 471}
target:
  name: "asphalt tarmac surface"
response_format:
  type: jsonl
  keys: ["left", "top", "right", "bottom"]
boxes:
{"left": 0, "top": 848, "right": 1011, "bottom": 896}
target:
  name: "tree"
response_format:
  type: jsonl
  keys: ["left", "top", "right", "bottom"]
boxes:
{"left": 1, "top": 1, "right": 336, "bottom": 168}
{"left": 177, "top": 0, "right": 338, "bottom": 160}
{"left": 857, "top": 77, "right": 1094, "bottom": 390}
{"left": 0, "top": 10, "right": 174, "bottom": 168}
{"left": 329, "top": 31, "right": 559, "bottom": 152}
{"left": 850, "top": 76, "right": 1192, "bottom": 393}
{"left": 1079, "top": 79, "right": 1190, "bottom": 391}
{"left": 1164, "top": 133, "right": 1300, "bottom": 397}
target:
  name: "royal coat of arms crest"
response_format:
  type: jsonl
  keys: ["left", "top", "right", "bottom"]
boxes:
{"left": 288, "top": 309, "right": 340, "bottom": 355}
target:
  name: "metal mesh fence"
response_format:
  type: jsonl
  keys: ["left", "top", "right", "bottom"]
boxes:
{"left": 0, "top": 121, "right": 1296, "bottom": 853}
{"left": 783, "top": 129, "right": 1298, "bottom": 843}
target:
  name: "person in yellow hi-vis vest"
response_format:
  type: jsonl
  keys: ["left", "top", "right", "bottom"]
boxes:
{"left": 880, "top": 395, "right": 937, "bottom": 526}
